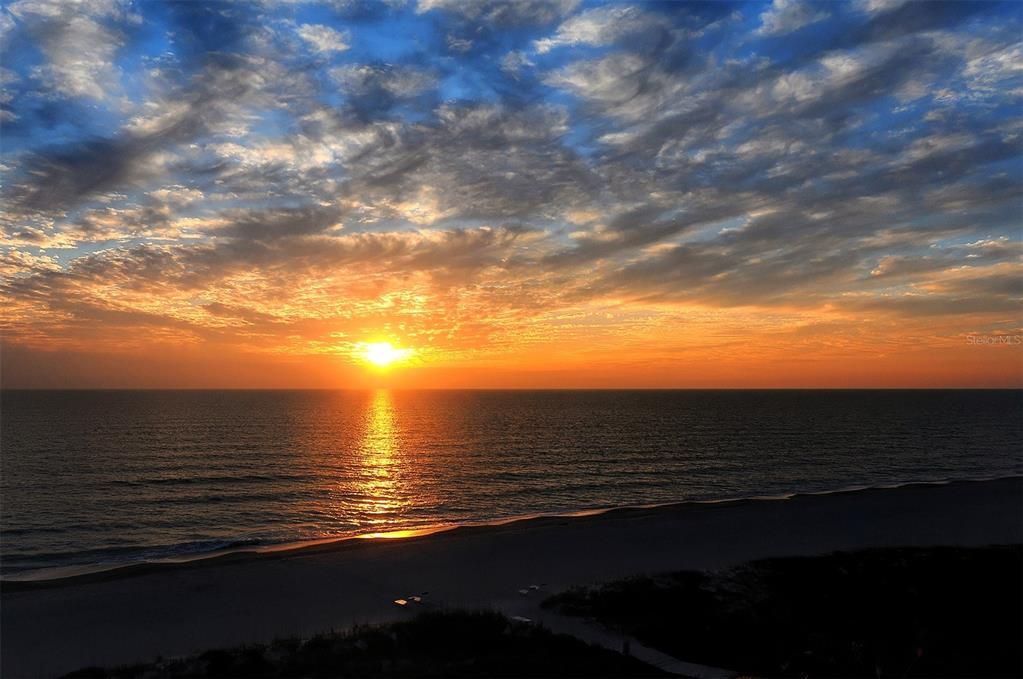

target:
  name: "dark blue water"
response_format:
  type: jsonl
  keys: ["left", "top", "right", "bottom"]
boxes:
{"left": 2, "top": 390, "right": 1020, "bottom": 578}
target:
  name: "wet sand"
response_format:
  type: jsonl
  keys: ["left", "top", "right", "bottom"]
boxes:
{"left": 2, "top": 477, "right": 1021, "bottom": 678}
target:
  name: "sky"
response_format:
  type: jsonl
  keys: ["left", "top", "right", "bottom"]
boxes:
{"left": 1, "top": 0, "right": 1021, "bottom": 389}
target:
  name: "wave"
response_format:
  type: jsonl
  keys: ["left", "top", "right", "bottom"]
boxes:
{"left": 4, "top": 472, "right": 1019, "bottom": 584}
{"left": 111, "top": 473, "right": 316, "bottom": 487}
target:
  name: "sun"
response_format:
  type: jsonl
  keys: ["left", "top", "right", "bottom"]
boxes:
{"left": 359, "top": 341, "right": 413, "bottom": 368}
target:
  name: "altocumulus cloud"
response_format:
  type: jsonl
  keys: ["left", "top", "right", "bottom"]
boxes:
{"left": 0, "top": 0, "right": 1020, "bottom": 379}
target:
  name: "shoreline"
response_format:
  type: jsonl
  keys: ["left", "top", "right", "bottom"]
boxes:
{"left": 3, "top": 476, "right": 1021, "bottom": 677}
{"left": 5, "top": 473, "right": 1020, "bottom": 588}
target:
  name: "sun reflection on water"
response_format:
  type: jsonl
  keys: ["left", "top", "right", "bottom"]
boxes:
{"left": 354, "top": 389, "right": 404, "bottom": 526}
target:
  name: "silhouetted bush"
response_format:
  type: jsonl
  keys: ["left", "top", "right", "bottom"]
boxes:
{"left": 63, "top": 610, "right": 664, "bottom": 678}
{"left": 543, "top": 545, "right": 1023, "bottom": 678}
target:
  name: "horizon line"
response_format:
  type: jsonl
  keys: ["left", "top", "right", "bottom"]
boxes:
{"left": 3, "top": 386, "right": 1021, "bottom": 392}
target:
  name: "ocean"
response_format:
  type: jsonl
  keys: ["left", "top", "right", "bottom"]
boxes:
{"left": 2, "top": 389, "right": 1020, "bottom": 579}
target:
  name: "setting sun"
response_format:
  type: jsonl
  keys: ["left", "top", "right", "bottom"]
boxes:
{"left": 359, "top": 342, "right": 413, "bottom": 368}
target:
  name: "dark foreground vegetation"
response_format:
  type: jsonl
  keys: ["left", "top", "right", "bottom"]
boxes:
{"left": 543, "top": 545, "right": 1022, "bottom": 678}
{"left": 63, "top": 610, "right": 663, "bottom": 678}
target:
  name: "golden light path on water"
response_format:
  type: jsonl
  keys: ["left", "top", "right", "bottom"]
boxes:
{"left": 354, "top": 389, "right": 403, "bottom": 528}
{"left": 350, "top": 390, "right": 458, "bottom": 540}
{"left": 315, "top": 387, "right": 451, "bottom": 541}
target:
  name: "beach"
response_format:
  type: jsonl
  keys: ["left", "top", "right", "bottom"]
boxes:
{"left": 3, "top": 477, "right": 1021, "bottom": 678}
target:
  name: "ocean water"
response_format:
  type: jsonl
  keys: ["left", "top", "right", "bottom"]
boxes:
{"left": 2, "top": 389, "right": 1021, "bottom": 578}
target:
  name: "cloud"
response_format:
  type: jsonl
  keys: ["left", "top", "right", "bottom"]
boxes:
{"left": 544, "top": 51, "right": 667, "bottom": 117}
{"left": 4, "top": 54, "right": 277, "bottom": 213}
{"left": 1, "top": 0, "right": 1019, "bottom": 384}
{"left": 756, "top": 0, "right": 829, "bottom": 37}
{"left": 500, "top": 50, "right": 534, "bottom": 75}
{"left": 0, "top": 12, "right": 15, "bottom": 43}
{"left": 5, "top": 0, "right": 134, "bottom": 100}
{"left": 330, "top": 63, "right": 435, "bottom": 97}
{"left": 534, "top": 5, "right": 665, "bottom": 53}
{"left": 296, "top": 23, "right": 350, "bottom": 54}
{"left": 855, "top": 0, "right": 908, "bottom": 15}
{"left": 0, "top": 222, "right": 555, "bottom": 359}
{"left": 417, "top": 0, "right": 577, "bottom": 27}
{"left": 446, "top": 35, "right": 472, "bottom": 52}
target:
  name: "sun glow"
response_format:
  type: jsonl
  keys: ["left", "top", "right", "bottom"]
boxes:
{"left": 359, "top": 341, "right": 413, "bottom": 368}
